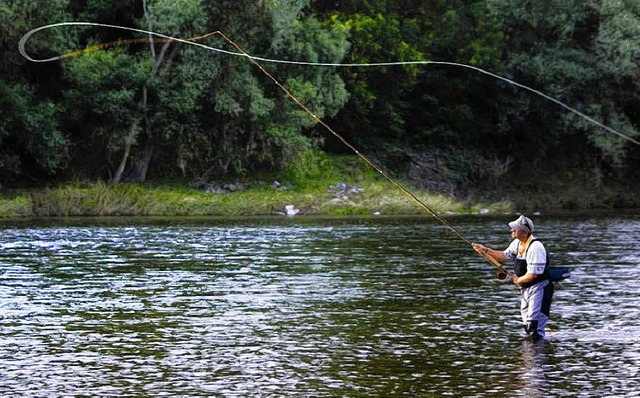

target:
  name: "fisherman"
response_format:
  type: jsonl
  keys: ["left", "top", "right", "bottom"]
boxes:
{"left": 473, "top": 215, "right": 554, "bottom": 341}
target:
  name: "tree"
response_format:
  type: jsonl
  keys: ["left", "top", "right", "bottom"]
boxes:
{"left": 587, "top": 0, "right": 640, "bottom": 164}
{"left": 60, "top": 0, "right": 212, "bottom": 184}
{"left": 172, "top": 0, "right": 350, "bottom": 183}
{"left": 316, "top": 4, "right": 425, "bottom": 154}
{"left": 56, "top": 0, "right": 350, "bottom": 184}
{"left": 314, "top": 0, "right": 507, "bottom": 196}
{"left": 485, "top": 0, "right": 640, "bottom": 167}
{"left": 0, "top": 0, "right": 71, "bottom": 183}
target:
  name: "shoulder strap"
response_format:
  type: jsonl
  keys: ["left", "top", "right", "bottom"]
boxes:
{"left": 525, "top": 239, "right": 549, "bottom": 267}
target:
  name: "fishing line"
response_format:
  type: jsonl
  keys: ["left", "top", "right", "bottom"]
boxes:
{"left": 57, "top": 31, "right": 221, "bottom": 59}
{"left": 19, "top": 22, "right": 640, "bottom": 146}
{"left": 18, "top": 22, "right": 634, "bottom": 273}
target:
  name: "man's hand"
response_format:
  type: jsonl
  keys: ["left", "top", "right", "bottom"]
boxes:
{"left": 472, "top": 243, "right": 488, "bottom": 254}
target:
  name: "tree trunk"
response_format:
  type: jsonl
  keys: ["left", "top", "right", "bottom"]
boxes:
{"left": 110, "top": 114, "right": 142, "bottom": 184}
{"left": 126, "top": 111, "right": 155, "bottom": 182}
{"left": 109, "top": 2, "right": 178, "bottom": 184}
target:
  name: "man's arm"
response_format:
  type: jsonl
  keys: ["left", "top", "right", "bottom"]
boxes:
{"left": 512, "top": 273, "right": 537, "bottom": 285}
{"left": 472, "top": 243, "right": 509, "bottom": 263}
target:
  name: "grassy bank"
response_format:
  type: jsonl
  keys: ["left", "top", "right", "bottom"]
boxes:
{"left": 0, "top": 179, "right": 512, "bottom": 218}
{"left": 3, "top": 154, "right": 634, "bottom": 219}
{"left": 0, "top": 154, "right": 511, "bottom": 218}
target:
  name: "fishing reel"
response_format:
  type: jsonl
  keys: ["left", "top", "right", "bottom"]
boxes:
{"left": 496, "top": 267, "right": 510, "bottom": 282}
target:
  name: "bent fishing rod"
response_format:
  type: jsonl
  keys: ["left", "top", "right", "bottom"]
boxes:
{"left": 18, "top": 23, "right": 520, "bottom": 276}
{"left": 213, "top": 32, "right": 507, "bottom": 275}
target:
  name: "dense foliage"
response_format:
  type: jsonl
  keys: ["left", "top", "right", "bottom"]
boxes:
{"left": 1, "top": 0, "right": 638, "bottom": 205}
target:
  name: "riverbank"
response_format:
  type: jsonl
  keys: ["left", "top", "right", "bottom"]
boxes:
{"left": 0, "top": 180, "right": 513, "bottom": 218}
{"left": 2, "top": 154, "right": 637, "bottom": 218}
{"left": 1, "top": 178, "right": 637, "bottom": 219}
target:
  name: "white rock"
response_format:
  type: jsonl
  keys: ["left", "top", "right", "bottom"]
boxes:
{"left": 284, "top": 205, "right": 300, "bottom": 216}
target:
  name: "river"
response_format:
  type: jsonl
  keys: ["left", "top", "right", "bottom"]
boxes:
{"left": 1, "top": 214, "right": 639, "bottom": 397}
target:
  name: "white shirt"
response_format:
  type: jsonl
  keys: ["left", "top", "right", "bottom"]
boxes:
{"left": 503, "top": 235, "right": 547, "bottom": 275}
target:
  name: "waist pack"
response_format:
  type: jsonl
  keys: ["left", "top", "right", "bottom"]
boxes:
{"left": 548, "top": 267, "right": 570, "bottom": 282}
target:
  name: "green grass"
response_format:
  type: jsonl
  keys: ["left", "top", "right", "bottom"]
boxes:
{"left": 2, "top": 152, "right": 633, "bottom": 218}
{"left": 0, "top": 154, "right": 516, "bottom": 218}
{"left": 0, "top": 180, "right": 511, "bottom": 219}
{"left": 0, "top": 195, "right": 31, "bottom": 218}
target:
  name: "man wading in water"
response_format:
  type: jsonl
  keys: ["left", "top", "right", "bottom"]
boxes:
{"left": 473, "top": 215, "right": 554, "bottom": 341}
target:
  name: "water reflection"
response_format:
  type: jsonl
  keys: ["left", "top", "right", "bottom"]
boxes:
{"left": 0, "top": 215, "right": 639, "bottom": 396}
{"left": 512, "top": 340, "right": 553, "bottom": 398}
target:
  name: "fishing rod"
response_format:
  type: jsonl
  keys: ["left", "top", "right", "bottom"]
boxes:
{"left": 17, "top": 22, "right": 512, "bottom": 275}
{"left": 213, "top": 32, "right": 508, "bottom": 274}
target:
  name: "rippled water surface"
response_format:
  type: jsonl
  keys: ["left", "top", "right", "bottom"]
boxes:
{"left": 1, "top": 214, "right": 639, "bottom": 396}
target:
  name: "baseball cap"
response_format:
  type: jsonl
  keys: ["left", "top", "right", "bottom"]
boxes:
{"left": 509, "top": 215, "right": 534, "bottom": 233}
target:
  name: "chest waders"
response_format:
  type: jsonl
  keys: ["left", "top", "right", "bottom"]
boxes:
{"left": 515, "top": 239, "right": 554, "bottom": 340}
